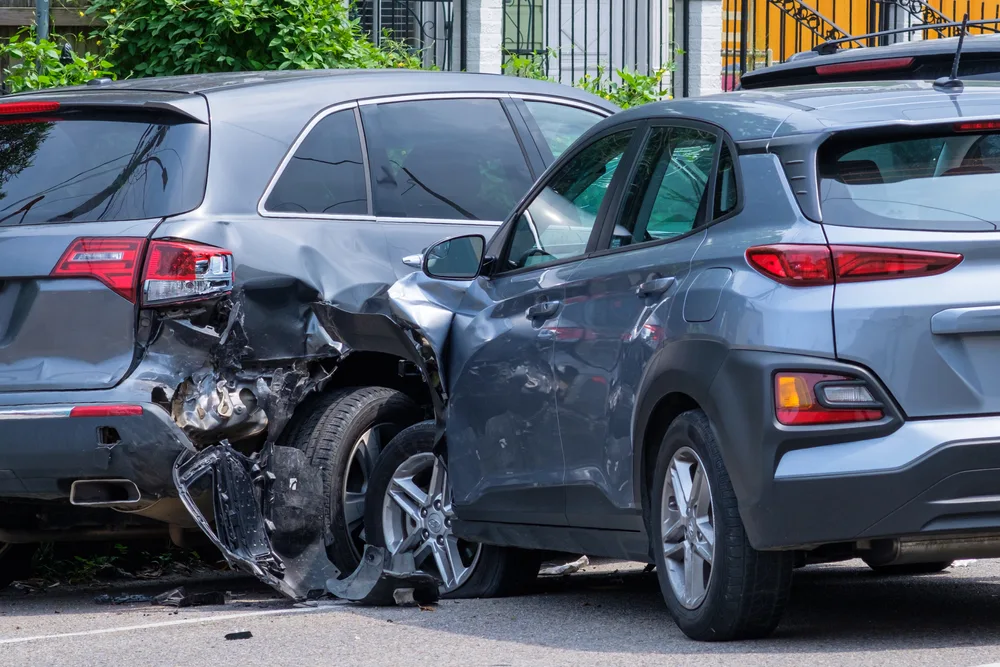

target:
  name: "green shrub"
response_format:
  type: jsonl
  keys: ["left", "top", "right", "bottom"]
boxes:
{"left": 87, "top": 0, "right": 424, "bottom": 78}
{"left": 0, "top": 28, "right": 113, "bottom": 93}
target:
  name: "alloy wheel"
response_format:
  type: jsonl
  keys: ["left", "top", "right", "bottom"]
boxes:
{"left": 342, "top": 424, "right": 395, "bottom": 561}
{"left": 661, "top": 446, "right": 716, "bottom": 609}
{"left": 381, "top": 452, "right": 481, "bottom": 592}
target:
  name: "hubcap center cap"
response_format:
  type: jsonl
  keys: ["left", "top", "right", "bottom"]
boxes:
{"left": 425, "top": 511, "right": 446, "bottom": 535}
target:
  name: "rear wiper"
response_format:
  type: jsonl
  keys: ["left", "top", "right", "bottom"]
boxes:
{"left": 0, "top": 195, "right": 45, "bottom": 225}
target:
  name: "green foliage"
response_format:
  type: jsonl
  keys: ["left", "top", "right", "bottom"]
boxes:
{"left": 87, "top": 0, "right": 425, "bottom": 78}
{"left": 503, "top": 49, "right": 672, "bottom": 109}
{"left": 0, "top": 28, "right": 113, "bottom": 93}
{"left": 576, "top": 65, "right": 671, "bottom": 109}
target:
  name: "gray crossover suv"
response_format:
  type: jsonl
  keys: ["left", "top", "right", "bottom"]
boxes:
{"left": 0, "top": 71, "right": 614, "bottom": 576}
{"left": 180, "top": 79, "right": 1000, "bottom": 641}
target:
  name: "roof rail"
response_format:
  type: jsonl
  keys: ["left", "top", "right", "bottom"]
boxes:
{"left": 813, "top": 17, "right": 1000, "bottom": 55}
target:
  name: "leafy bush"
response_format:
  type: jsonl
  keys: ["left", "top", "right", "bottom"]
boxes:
{"left": 87, "top": 0, "right": 424, "bottom": 78}
{"left": 503, "top": 49, "right": 670, "bottom": 108}
{"left": 0, "top": 28, "right": 113, "bottom": 93}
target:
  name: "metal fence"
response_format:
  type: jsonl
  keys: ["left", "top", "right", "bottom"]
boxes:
{"left": 502, "top": 0, "right": 673, "bottom": 85}
{"left": 356, "top": 0, "right": 457, "bottom": 70}
{"left": 722, "top": 0, "right": 1000, "bottom": 91}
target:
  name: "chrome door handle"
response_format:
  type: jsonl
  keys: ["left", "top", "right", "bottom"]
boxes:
{"left": 526, "top": 301, "right": 561, "bottom": 321}
{"left": 402, "top": 254, "right": 422, "bottom": 268}
{"left": 636, "top": 276, "right": 675, "bottom": 298}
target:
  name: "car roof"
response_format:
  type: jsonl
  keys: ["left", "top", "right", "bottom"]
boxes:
{"left": 8, "top": 69, "right": 616, "bottom": 110}
{"left": 740, "top": 33, "right": 1000, "bottom": 87}
{"left": 610, "top": 80, "right": 1000, "bottom": 142}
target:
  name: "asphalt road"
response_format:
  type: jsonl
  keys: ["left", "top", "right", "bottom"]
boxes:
{"left": 2, "top": 559, "right": 1000, "bottom": 667}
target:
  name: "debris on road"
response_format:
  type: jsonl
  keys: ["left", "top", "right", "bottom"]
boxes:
{"left": 224, "top": 630, "right": 253, "bottom": 640}
{"left": 327, "top": 546, "right": 440, "bottom": 607}
{"left": 153, "top": 586, "right": 226, "bottom": 607}
{"left": 540, "top": 556, "right": 589, "bottom": 577}
{"left": 94, "top": 593, "right": 154, "bottom": 605}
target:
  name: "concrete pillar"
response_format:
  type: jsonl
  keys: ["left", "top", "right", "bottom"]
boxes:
{"left": 684, "top": 0, "right": 723, "bottom": 96}
{"left": 465, "top": 0, "right": 504, "bottom": 73}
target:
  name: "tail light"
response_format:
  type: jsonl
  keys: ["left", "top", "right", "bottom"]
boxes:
{"left": 815, "top": 57, "right": 914, "bottom": 77}
{"left": 142, "top": 240, "right": 234, "bottom": 306}
{"left": 746, "top": 244, "right": 962, "bottom": 286}
{"left": 51, "top": 237, "right": 234, "bottom": 306}
{"left": 775, "top": 372, "right": 883, "bottom": 425}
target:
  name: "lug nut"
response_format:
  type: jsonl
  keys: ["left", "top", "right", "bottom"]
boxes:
{"left": 445, "top": 518, "right": 451, "bottom": 527}
{"left": 434, "top": 500, "right": 442, "bottom": 510}
{"left": 436, "top": 535, "right": 444, "bottom": 545}
{"left": 422, "top": 530, "right": 429, "bottom": 539}
{"left": 421, "top": 508, "right": 428, "bottom": 517}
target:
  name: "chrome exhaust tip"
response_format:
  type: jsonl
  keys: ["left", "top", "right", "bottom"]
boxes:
{"left": 69, "top": 479, "right": 142, "bottom": 506}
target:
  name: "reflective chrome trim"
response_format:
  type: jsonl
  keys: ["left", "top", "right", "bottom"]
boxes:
{"left": 358, "top": 92, "right": 511, "bottom": 106}
{"left": 0, "top": 406, "right": 74, "bottom": 420}
{"left": 511, "top": 94, "right": 615, "bottom": 117}
{"left": 378, "top": 216, "right": 502, "bottom": 226}
{"left": 257, "top": 101, "right": 361, "bottom": 219}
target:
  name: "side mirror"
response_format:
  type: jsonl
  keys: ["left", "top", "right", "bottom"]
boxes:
{"left": 423, "top": 234, "right": 485, "bottom": 280}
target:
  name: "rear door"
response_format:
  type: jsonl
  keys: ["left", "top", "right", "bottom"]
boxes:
{"left": 0, "top": 100, "right": 209, "bottom": 392}
{"left": 821, "top": 126, "right": 1000, "bottom": 417}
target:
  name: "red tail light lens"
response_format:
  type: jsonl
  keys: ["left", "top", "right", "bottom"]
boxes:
{"left": 955, "top": 120, "right": 1000, "bottom": 132}
{"left": 142, "top": 240, "right": 234, "bottom": 305}
{"left": 815, "top": 57, "right": 914, "bottom": 77}
{"left": 51, "top": 237, "right": 146, "bottom": 302}
{"left": 0, "top": 101, "right": 60, "bottom": 115}
{"left": 70, "top": 405, "right": 143, "bottom": 418}
{"left": 775, "top": 372, "right": 883, "bottom": 425}
{"left": 747, "top": 244, "right": 962, "bottom": 286}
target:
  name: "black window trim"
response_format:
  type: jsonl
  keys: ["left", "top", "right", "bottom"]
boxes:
{"left": 588, "top": 118, "right": 745, "bottom": 260}
{"left": 487, "top": 119, "right": 649, "bottom": 279}
{"left": 257, "top": 100, "right": 374, "bottom": 221}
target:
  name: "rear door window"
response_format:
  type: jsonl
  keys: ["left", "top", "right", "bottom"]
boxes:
{"left": 361, "top": 98, "right": 533, "bottom": 221}
{"left": 0, "top": 111, "right": 208, "bottom": 226}
{"left": 522, "top": 100, "right": 606, "bottom": 159}
{"left": 264, "top": 108, "right": 368, "bottom": 216}
{"left": 819, "top": 131, "right": 1000, "bottom": 231}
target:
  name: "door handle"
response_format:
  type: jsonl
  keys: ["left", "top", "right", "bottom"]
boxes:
{"left": 402, "top": 254, "right": 422, "bottom": 268}
{"left": 526, "top": 301, "right": 561, "bottom": 321}
{"left": 636, "top": 276, "right": 676, "bottom": 298}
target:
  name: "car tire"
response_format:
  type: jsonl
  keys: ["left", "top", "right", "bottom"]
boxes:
{"left": 364, "top": 421, "right": 541, "bottom": 599}
{"left": 863, "top": 560, "right": 953, "bottom": 576}
{"left": 650, "top": 410, "right": 794, "bottom": 641}
{"left": 281, "top": 386, "right": 422, "bottom": 576}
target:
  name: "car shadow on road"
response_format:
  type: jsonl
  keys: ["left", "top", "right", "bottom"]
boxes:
{"left": 342, "top": 560, "right": 1000, "bottom": 655}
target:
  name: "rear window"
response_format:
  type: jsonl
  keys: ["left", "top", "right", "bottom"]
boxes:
{"left": 818, "top": 131, "right": 1000, "bottom": 231}
{"left": 0, "top": 111, "right": 208, "bottom": 227}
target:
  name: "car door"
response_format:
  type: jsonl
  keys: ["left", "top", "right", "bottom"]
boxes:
{"left": 360, "top": 95, "right": 610, "bottom": 279}
{"left": 550, "top": 122, "right": 735, "bottom": 528}
{"left": 446, "top": 126, "right": 640, "bottom": 526}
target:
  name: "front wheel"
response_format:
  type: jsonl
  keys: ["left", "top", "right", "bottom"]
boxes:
{"left": 364, "top": 421, "right": 540, "bottom": 598}
{"left": 651, "top": 410, "right": 794, "bottom": 641}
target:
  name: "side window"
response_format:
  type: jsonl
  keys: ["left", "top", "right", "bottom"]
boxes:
{"left": 264, "top": 109, "right": 368, "bottom": 216}
{"left": 523, "top": 100, "right": 605, "bottom": 159}
{"left": 714, "top": 142, "right": 738, "bottom": 217}
{"left": 362, "top": 99, "right": 533, "bottom": 221}
{"left": 613, "top": 126, "right": 717, "bottom": 249}
{"left": 503, "top": 130, "right": 633, "bottom": 272}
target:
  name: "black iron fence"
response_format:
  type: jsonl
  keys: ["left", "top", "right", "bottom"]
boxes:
{"left": 501, "top": 0, "right": 673, "bottom": 85}
{"left": 356, "top": 0, "right": 457, "bottom": 70}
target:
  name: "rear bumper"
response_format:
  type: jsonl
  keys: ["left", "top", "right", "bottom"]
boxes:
{"left": 0, "top": 392, "right": 192, "bottom": 500}
{"left": 711, "top": 349, "right": 1000, "bottom": 550}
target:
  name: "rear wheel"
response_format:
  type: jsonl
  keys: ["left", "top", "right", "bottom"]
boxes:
{"left": 651, "top": 410, "right": 794, "bottom": 641}
{"left": 864, "top": 560, "right": 953, "bottom": 576}
{"left": 281, "top": 386, "right": 422, "bottom": 576}
{"left": 365, "top": 421, "right": 541, "bottom": 598}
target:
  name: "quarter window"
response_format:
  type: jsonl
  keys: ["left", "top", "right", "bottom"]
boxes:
{"left": 523, "top": 100, "right": 605, "bottom": 159}
{"left": 502, "top": 130, "right": 633, "bottom": 272}
{"left": 613, "top": 127, "right": 718, "bottom": 249}
{"left": 362, "top": 99, "right": 533, "bottom": 221}
{"left": 264, "top": 108, "right": 368, "bottom": 216}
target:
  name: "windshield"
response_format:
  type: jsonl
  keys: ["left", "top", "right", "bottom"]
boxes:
{"left": 818, "top": 131, "right": 1000, "bottom": 231}
{"left": 0, "top": 111, "right": 208, "bottom": 226}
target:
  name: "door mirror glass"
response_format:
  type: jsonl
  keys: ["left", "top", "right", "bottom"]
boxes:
{"left": 423, "top": 234, "right": 486, "bottom": 280}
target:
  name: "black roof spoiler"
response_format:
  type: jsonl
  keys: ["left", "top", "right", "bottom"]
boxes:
{"left": 814, "top": 17, "right": 1000, "bottom": 55}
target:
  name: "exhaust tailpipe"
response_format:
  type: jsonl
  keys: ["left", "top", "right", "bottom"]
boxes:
{"left": 865, "top": 534, "right": 1000, "bottom": 567}
{"left": 69, "top": 479, "right": 142, "bottom": 506}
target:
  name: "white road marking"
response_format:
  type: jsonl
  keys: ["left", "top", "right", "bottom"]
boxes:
{"left": 0, "top": 605, "right": 336, "bottom": 646}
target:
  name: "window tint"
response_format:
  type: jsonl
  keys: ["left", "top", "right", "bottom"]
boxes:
{"left": 363, "top": 99, "right": 533, "bottom": 221}
{"left": 613, "top": 127, "right": 717, "bottom": 249}
{"left": 0, "top": 112, "right": 207, "bottom": 227}
{"left": 714, "top": 142, "right": 737, "bottom": 217}
{"left": 264, "top": 109, "right": 367, "bottom": 216}
{"left": 503, "top": 130, "right": 633, "bottom": 272}
{"left": 818, "top": 132, "right": 1000, "bottom": 231}
{"left": 523, "top": 100, "right": 604, "bottom": 159}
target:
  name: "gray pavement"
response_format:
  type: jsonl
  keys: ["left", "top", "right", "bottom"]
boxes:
{"left": 2, "top": 559, "right": 1000, "bottom": 666}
